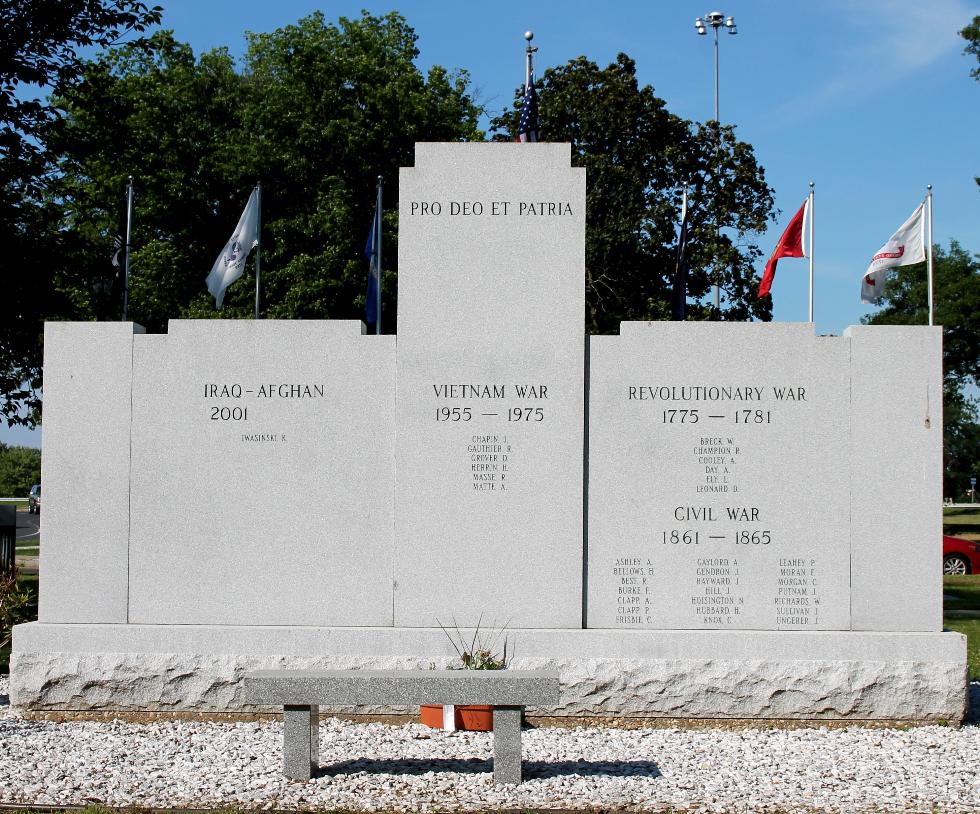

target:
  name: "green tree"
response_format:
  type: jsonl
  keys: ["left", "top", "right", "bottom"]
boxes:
{"left": 0, "top": 443, "right": 42, "bottom": 496}
{"left": 943, "top": 386, "right": 980, "bottom": 501}
{"left": 490, "top": 54, "right": 775, "bottom": 332}
{"left": 862, "top": 241, "right": 980, "bottom": 498}
{"left": 50, "top": 11, "right": 482, "bottom": 336}
{"left": 962, "top": 15, "right": 980, "bottom": 79}
{"left": 962, "top": 15, "right": 979, "bottom": 187}
{"left": 50, "top": 32, "right": 249, "bottom": 329}
{"left": 0, "top": 0, "right": 162, "bottom": 427}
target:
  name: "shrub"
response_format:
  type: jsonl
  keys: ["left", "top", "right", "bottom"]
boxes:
{"left": 0, "top": 572, "right": 32, "bottom": 649}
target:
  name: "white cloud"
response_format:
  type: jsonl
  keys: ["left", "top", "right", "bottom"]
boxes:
{"left": 773, "top": 0, "right": 977, "bottom": 119}
{"left": 841, "top": 0, "right": 974, "bottom": 70}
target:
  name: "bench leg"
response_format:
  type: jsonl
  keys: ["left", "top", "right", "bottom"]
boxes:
{"left": 492, "top": 706, "right": 523, "bottom": 785}
{"left": 283, "top": 704, "right": 319, "bottom": 781}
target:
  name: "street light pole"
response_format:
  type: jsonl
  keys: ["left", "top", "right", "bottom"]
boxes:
{"left": 695, "top": 11, "right": 737, "bottom": 311}
{"left": 712, "top": 22, "right": 719, "bottom": 123}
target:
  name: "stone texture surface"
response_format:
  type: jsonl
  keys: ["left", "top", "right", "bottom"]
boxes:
{"left": 39, "top": 322, "right": 144, "bottom": 623}
{"left": 10, "top": 623, "right": 967, "bottom": 720}
{"left": 243, "top": 669, "right": 560, "bottom": 706}
{"left": 846, "top": 325, "right": 943, "bottom": 632}
{"left": 255, "top": 675, "right": 541, "bottom": 786}
{"left": 128, "top": 320, "right": 396, "bottom": 626}
{"left": 13, "top": 622, "right": 965, "bottom": 660}
{"left": 492, "top": 706, "right": 523, "bottom": 785}
{"left": 283, "top": 705, "right": 318, "bottom": 781}
{"left": 3, "top": 673, "right": 980, "bottom": 814}
{"left": 588, "top": 322, "right": 943, "bottom": 636}
{"left": 394, "top": 142, "right": 585, "bottom": 629}
{"left": 589, "top": 323, "right": 851, "bottom": 631}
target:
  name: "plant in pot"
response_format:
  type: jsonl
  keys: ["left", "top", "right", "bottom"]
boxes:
{"left": 420, "top": 617, "right": 510, "bottom": 732}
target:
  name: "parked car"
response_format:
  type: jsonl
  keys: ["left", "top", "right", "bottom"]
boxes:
{"left": 28, "top": 484, "right": 40, "bottom": 514}
{"left": 943, "top": 534, "right": 980, "bottom": 575}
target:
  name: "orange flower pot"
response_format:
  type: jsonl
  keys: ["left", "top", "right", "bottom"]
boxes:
{"left": 419, "top": 704, "right": 494, "bottom": 731}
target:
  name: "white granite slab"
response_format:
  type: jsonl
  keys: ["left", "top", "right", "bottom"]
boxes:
{"left": 847, "top": 325, "right": 943, "bottom": 631}
{"left": 127, "top": 320, "right": 395, "bottom": 626}
{"left": 393, "top": 143, "right": 586, "bottom": 628}
{"left": 588, "top": 323, "right": 852, "bottom": 630}
{"left": 38, "top": 322, "right": 143, "bottom": 623}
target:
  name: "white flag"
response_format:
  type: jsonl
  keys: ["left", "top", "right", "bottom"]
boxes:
{"left": 861, "top": 203, "right": 925, "bottom": 303}
{"left": 206, "top": 188, "right": 259, "bottom": 308}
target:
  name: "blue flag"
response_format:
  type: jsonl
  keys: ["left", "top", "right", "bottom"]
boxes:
{"left": 365, "top": 204, "right": 379, "bottom": 324}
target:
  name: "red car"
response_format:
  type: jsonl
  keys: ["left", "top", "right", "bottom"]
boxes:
{"left": 943, "top": 535, "right": 980, "bottom": 575}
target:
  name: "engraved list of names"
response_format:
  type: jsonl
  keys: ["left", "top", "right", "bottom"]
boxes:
{"left": 587, "top": 324, "right": 851, "bottom": 631}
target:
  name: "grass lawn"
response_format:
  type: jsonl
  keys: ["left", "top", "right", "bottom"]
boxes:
{"left": 943, "top": 618, "right": 980, "bottom": 680}
{"left": 944, "top": 572, "right": 980, "bottom": 681}
{"left": 944, "top": 507, "right": 980, "bottom": 519}
{"left": 943, "top": 507, "right": 980, "bottom": 540}
{"left": 943, "top": 575, "right": 980, "bottom": 609}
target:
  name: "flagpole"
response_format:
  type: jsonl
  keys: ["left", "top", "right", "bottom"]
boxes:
{"left": 375, "top": 176, "right": 382, "bottom": 335}
{"left": 676, "top": 184, "right": 688, "bottom": 321}
{"left": 926, "top": 184, "right": 933, "bottom": 327}
{"left": 254, "top": 182, "right": 262, "bottom": 320}
{"left": 808, "top": 181, "right": 814, "bottom": 324}
{"left": 524, "top": 30, "right": 536, "bottom": 87}
{"left": 122, "top": 176, "right": 133, "bottom": 321}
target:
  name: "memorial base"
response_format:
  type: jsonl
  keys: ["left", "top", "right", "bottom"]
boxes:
{"left": 10, "top": 623, "right": 967, "bottom": 722}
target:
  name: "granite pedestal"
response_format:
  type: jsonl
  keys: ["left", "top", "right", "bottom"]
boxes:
{"left": 11, "top": 624, "right": 966, "bottom": 721}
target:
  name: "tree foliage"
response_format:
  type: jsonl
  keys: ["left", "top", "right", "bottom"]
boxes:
{"left": 0, "top": 443, "right": 41, "bottom": 497}
{"left": 490, "top": 54, "right": 775, "bottom": 333}
{"left": 52, "top": 12, "right": 482, "bottom": 333}
{"left": 0, "top": 0, "right": 162, "bottom": 427}
{"left": 962, "top": 15, "right": 980, "bottom": 80}
{"left": 1, "top": 0, "right": 162, "bottom": 169}
{"left": 863, "top": 241, "right": 980, "bottom": 498}
{"left": 2, "top": 10, "right": 482, "bottom": 426}
{"left": 962, "top": 15, "right": 980, "bottom": 187}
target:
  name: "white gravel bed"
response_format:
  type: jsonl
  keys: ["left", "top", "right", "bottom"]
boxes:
{"left": 2, "top": 675, "right": 979, "bottom": 813}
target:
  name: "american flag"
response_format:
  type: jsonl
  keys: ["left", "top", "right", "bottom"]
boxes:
{"left": 516, "top": 70, "right": 539, "bottom": 143}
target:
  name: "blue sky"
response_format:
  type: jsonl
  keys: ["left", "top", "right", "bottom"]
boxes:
{"left": 3, "top": 0, "right": 979, "bottom": 449}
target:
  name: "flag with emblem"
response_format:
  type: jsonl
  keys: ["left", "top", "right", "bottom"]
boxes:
{"left": 861, "top": 203, "right": 925, "bottom": 303}
{"left": 109, "top": 188, "right": 128, "bottom": 274}
{"left": 206, "top": 188, "right": 260, "bottom": 309}
{"left": 110, "top": 233, "right": 124, "bottom": 271}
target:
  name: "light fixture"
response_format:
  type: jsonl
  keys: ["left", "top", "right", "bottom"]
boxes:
{"left": 694, "top": 11, "right": 740, "bottom": 311}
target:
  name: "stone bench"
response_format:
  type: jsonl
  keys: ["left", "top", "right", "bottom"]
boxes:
{"left": 243, "top": 669, "right": 560, "bottom": 785}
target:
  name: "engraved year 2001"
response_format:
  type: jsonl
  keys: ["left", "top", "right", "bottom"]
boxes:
{"left": 211, "top": 406, "right": 248, "bottom": 421}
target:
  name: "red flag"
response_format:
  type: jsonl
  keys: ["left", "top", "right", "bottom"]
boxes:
{"left": 759, "top": 199, "right": 808, "bottom": 298}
